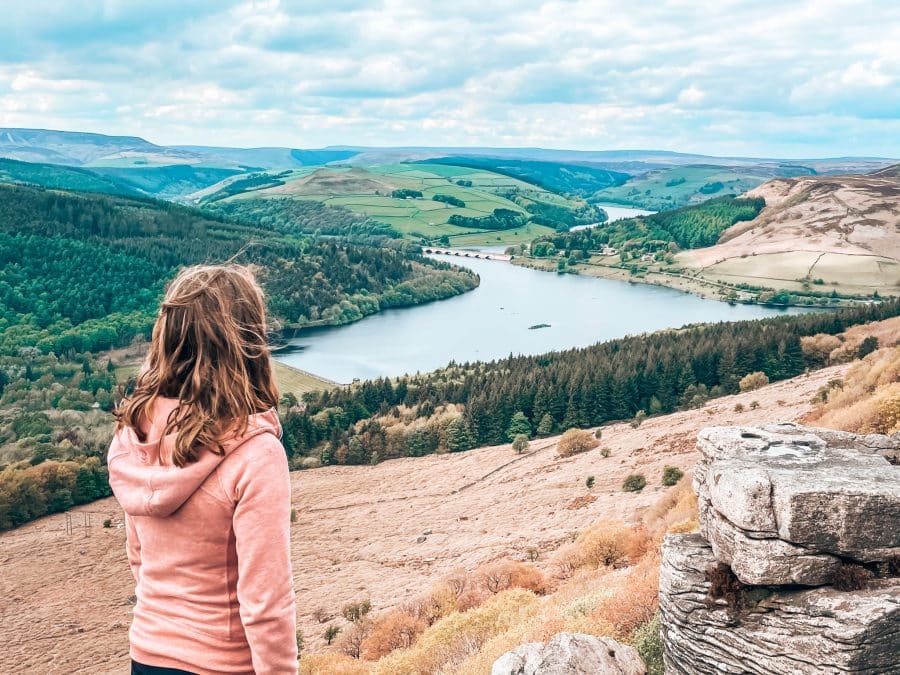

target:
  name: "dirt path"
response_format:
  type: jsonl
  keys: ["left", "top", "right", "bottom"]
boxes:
{"left": 0, "top": 364, "right": 848, "bottom": 674}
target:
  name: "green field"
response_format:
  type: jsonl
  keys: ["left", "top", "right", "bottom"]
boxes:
{"left": 446, "top": 221, "right": 557, "bottom": 247}
{"left": 592, "top": 165, "right": 781, "bottom": 210}
{"left": 203, "top": 162, "right": 590, "bottom": 241}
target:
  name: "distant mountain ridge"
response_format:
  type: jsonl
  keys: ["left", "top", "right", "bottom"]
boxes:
{"left": 2, "top": 127, "right": 896, "bottom": 173}
{"left": 2, "top": 127, "right": 898, "bottom": 211}
{"left": 0, "top": 127, "right": 190, "bottom": 166}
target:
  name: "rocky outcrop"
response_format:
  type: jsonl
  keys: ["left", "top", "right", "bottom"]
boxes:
{"left": 660, "top": 424, "right": 900, "bottom": 674}
{"left": 695, "top": 423, "right": 899, "bottom": 586}
{"left": 492, "top": 632, "right": 646, "bottom": 675}
{"left": 660, "top": 533, "right": 899, "bottom": 674}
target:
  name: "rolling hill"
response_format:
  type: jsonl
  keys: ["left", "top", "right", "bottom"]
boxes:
{"left": 0, "top": 129, "right": 358, "bottom": 170}
{"left": 590, "top": 164, "right": 811, "bottom": 210}
{"left": 87, "top": 164, "right": 245, "bottom": 199}
{"left": 196, "top": 163, "right": 603, "bottom": 246}
{"left": 419, "top": 156, "right": 629, "bottom": 196}
{"left": 676, "top": 165, "right": 900, "bottom": 297}
{"left": 2, "top": 128, "right": 896, "bottom": 239}
{"left": 0, "top": 182, "right": 478, "bottom": 356}
{"left": 0, "top": 128, "right": 199, "bottom": 167}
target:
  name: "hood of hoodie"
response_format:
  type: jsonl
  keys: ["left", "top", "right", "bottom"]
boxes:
{"left": 108, "top": 397, "right": 282, "bottom": 518}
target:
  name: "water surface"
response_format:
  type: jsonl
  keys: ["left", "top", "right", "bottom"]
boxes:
{"left": 276, "top": 255, "right": 805, "bottom": 383}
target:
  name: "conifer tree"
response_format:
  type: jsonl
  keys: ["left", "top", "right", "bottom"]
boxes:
{"left": 506, "top": 411, "right": 532, "bottom": 441}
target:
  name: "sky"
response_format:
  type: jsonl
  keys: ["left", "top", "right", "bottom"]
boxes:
{"left": 1, "top": 0, "right": 898, "bottom": 157}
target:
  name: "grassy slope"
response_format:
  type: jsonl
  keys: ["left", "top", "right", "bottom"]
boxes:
{"left": 593, "top": 165, "right": 790, "bottom": 210}
{"left": 271, "top": 360, "right": 338, "bottom": 396}
{"left": 200, "top": 163, "right": 579, "bottom": 242}
{"left": 520, "top": 169, "right": 900, "bottom": 305}
{"left": 0, "top": 356, "right": 865, "bottom": 673}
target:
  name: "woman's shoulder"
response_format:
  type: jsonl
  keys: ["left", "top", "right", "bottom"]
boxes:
{"left": 231, "top": 429, "right": 285, "bottom": 461}
{"left": 216, "top": 425, "right": 288, "bottom": 498}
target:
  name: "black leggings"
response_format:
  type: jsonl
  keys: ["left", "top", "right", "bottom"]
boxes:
{"left": 131, "top": 660, "right": 196, "bottom": 675}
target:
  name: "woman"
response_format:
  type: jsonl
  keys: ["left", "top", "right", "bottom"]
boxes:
{"left": 108, "top": 264, "right": 297, "bottom": 675}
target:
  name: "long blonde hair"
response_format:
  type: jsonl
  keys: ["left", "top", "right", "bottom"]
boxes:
{"left": 117, "top": 264, "right": 279, "bottom": 467}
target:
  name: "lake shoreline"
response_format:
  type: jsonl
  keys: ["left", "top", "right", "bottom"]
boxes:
{"left": 274, "top": 252, "right": 811, "bottom": 383}
{"left": 511, "top": 255, "right": 852, "bottom": 309}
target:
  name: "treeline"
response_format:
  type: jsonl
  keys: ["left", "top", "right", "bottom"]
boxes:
{"left": 448, "top": 207, "right": 527, "bottom": 231}
{"left": 419, "top": 157, "right": 629, "bottom": 196}
{"left": 281, "top": 300, "right": 900, "bottom": 463}
{"left": 391, "top": 189, "right": 423, "bottom": 199}
{"left": 0, "top": 183, "right": 480, "bottom": 529}
{"left": 201, "top": 170, "right": 292, "bottom": 202}
{"left": 0, "top": 456, "right": 112, "bottom": 530}
{"left": 202, "top": 197, "right": 402, "bottom": 240}
{"left": 532, "top": 196, "right": 764, "bottom": 254}
{"left": 0, "top": 184, "right": 477, "bottom": 354}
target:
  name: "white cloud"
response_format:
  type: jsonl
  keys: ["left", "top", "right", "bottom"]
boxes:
{"left": 0, "top": 0, "right": 897, "bottom": 156}
{"left": 677, "top": 86, "right": 706, "bottom": 106}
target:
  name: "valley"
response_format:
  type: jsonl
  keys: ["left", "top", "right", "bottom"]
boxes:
{"left": 276, "top": 252, "right": 806, "bottom": 383}
{"left": 5, "top": 3, "right": 900, "bottom": 673}
{"left": 517, "top": 165, "right": 900, "bottom": 307}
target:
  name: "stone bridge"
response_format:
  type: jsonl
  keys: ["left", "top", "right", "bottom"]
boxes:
{"left": 423, "top": 247, "right": 512, "bottom": 261}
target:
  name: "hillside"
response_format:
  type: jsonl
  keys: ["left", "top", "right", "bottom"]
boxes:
{"left": 0, "top": 360, "right": 851, "bottom": 674}
{"left": 0, "top": 183, "right": 478, "bottom": 355}
{"left": 197, "top": 164, "right": 601, "bottom": 246}
{"left": 0, "top": 158, "right": 241, "bottom": 200}
{"left": 677, "top": 166, "right": 900, "bottom": 298}
{"left": 0, "top": 129, "right": 360, "bottom": 171}
{"left": 0, "top": 128, "right": 199, "bottom": 167}
{"left": 590, "top": 164, "right": 804, "bottom": 210}
{"left": 0, "top": 158, "right": 143, "bottom": 196}
{"left": 419, "top": 157, "right": 629, "bottom": 197}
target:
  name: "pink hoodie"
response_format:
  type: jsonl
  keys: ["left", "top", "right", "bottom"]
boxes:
{"left": 108, "top": 397, "right": 297, "bottom": 675}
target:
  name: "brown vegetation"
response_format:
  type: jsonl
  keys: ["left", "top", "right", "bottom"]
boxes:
{"left": 804, "top": 344, "right": 900, "bottom": 433}
{"left": 739, "top": 371, "right": 769, "bottom": 392}
{"left": 557, "top": 428, "right": 600, "bottom": 457}
{"left": 360, "top": 611, "right": 427, "bottom": 660}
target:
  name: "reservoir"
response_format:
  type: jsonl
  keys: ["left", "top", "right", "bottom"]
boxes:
{"left": 572, "top": 203, "right": 656, "bottom": 230}
{"left": 275, "top": 256, "right": 807, "bottom": 383}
